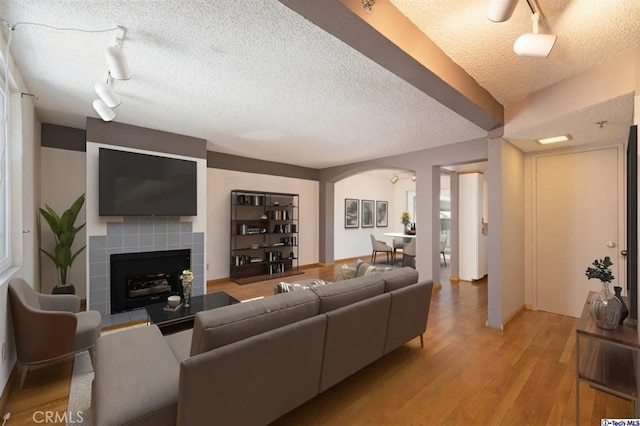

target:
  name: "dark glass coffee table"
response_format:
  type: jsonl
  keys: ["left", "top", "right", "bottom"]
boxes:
{"left": 145, "top": 291, "right": 240, "bottom": 334}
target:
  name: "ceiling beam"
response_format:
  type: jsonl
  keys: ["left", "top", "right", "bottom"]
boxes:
{"left": 279, "top": 0, "right": 504, "bottom": 131}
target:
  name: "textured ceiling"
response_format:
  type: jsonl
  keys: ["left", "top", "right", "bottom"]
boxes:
{"left": 389, "top": 0, "right": 640, "bottom": 104}
{"left": 0, "top": 0, "right": 485, "bottom": 168}
{"left": 0, "top": 0, "right": 638, "bottom": 169}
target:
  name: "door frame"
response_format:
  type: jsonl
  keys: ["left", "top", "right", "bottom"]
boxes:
{"left": 529, "top": 141, "right": 626, "bottom": 311}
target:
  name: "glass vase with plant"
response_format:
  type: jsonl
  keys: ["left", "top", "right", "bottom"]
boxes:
{"left": 585, "top": 256, "right": 621, "bottom": 329}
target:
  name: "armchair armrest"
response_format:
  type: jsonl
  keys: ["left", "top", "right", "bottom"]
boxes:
{"left": 38, "top": 293, "right": 81, "bottom": 313}
{"left": 12, "top": 306, "right": 77, "bottom": 363}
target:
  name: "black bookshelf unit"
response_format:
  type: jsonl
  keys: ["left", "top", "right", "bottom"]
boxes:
{"left": 230, "top": 190, "right": 303, "bottom": 284}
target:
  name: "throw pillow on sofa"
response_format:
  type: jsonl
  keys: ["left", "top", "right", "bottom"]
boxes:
{"left": 274, "top": 278, "right": 329, "bottom": 294}
{"left": 334, "top": 264, "right": 357, "bottom": 282}
{"left": 355, "top": 259, "right": 394, "bottom": 277}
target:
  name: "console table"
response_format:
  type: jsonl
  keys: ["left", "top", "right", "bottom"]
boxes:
{"left": 575, "top": 291, "right": 639, "bottom": 423}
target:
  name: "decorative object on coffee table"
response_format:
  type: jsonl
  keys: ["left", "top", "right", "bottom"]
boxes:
{"left": 586, "top": 256, "right": 621, "bottom": 329}
{"left": 181, "top": 269, "right": 193, "bottom": 307}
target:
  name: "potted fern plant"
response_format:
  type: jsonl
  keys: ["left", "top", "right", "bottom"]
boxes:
{"left": 39, "top": 194, "right": 86, "bottom": 294}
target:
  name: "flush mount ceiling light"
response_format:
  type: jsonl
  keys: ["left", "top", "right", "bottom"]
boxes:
{"left": 105, "top": 26, "right": 131, "bottom": 80}
{"left": 487, "top": 0, "right": 518, "bottom": 22}
{"left": 537, "top": 134, "right": 572, "bottom": 145}
{"left": 391, "top": 175, "right": 399, "bottom": 184}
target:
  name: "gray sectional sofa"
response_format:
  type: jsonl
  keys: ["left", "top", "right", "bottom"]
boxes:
{"left": 92, "top": 267, "right": 433, "bottom": 425}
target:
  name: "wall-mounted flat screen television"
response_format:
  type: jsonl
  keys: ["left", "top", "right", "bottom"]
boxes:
{"left": 99, "top": 148, "right": 197, "bottom": 216}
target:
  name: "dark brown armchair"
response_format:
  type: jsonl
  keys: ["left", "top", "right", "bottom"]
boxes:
{"left": 8, "top": 277, "right": 101, "bottom": 389}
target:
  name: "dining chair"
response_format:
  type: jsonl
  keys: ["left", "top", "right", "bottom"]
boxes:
{"left": 440, "top": 234, "right": 448, "bottom": 266}
{"left": 402, "top": 238, "right": 416, "bottom": 268}
{"left": 392, "top": 237, "right": 405, "bottom": 264}
{"left": 370, "top": 234, "right": 393, "bottom": 265}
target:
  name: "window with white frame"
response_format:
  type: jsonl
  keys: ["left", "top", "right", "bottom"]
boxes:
{"left": 0, "top": 77, "right": 10, "bottom": 273}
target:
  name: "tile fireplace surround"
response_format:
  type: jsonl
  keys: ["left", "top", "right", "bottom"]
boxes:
{"left": 88, "top": 216, "right": 205, "bottom": 316}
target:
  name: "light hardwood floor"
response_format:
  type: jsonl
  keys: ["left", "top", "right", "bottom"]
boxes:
{"left": 3, "top": 261, "right": 634, "bottom": 425}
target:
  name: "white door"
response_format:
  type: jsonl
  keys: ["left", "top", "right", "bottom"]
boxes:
{"left": 535, "top": 146, "right": 624, "bottom": 318}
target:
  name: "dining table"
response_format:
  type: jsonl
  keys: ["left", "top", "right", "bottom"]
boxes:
{"left": 383, "top": 232, "right": 416, "bottom": 239}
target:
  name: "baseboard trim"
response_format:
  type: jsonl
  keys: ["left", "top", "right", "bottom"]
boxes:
{"left": 449, "top": 275, "right": 460, "bottom": 282}
{"left": 433, "top": 283, "right": 442, "bottom": 291}
{"left": 0, "top": 362, "right": 19, "bottom": 417}
{"left": 503, "top": 304, "right": 526, "bottom": 329}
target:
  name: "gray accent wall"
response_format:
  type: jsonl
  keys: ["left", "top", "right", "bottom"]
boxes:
{"left": 41, "top": 123, "right": 86, "bottom": 152}
{"left": 86, "top": 117, "right": 207, "bottom": 159}
{"left": 207, "top": 151, "right": 319, "bottom": 181}
{"left": 88, "top": 216, "right": 205, "bottom": 316}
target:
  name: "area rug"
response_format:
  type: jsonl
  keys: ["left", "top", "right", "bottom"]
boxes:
{"left": 67, "top": 324, "right": 147, "bottom": 426}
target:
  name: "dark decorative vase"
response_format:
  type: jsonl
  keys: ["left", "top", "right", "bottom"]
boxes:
{"left": 614, "top": 286, "right": 629, "bottom": 325}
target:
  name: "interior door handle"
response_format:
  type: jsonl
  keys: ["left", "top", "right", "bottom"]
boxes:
{"left": 621, "top": 250, "right": 628, "bottom": 256}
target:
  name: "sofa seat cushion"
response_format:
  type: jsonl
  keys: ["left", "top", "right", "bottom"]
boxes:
{"left": 93, "top": 325, "right": 179, "bottom": 426}
{"left": 311, "top": 274, "right": 385, "bottom": 313}
{"left": 381, "top": 267, "right": 420, "bottom": 292}
{"left": 190, "top": 290, "right": 320, "bottom": 356}
{"left": 274, "top": 278, "right": 329, "bottom": 294}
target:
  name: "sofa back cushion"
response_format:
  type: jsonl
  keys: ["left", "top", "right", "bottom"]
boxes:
{"left": 381, "top": 267, "right": 419, "bottom": 292}
{"left": 190, "top": 290, "right": 320, "bottom": 356}
{"left": 311, "top": 274, "right": 385, "bottom": 313}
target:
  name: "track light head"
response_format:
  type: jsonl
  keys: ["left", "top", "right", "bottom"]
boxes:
{"left": 95, "top": 81, "right": 122, "bottom": 108}
{"left": 513, "top": 32, "right": 556, "bottom": 57}
{"left": 93, "top": 99, "right": 116, "bottom": 121}
{"left": 513, "top": 13, "right": 556, "bottom": 58}
{"left": 105, "top": 46, "right": 131, "bottom": 80}
{"left": 391, "top": 175, "right": 399, "bottom": 184}
{"left": 411, "top": 174, "right": 416, "bottom": 182}
{"left": 487, "top": 0, "right": 518, "bottom": 22}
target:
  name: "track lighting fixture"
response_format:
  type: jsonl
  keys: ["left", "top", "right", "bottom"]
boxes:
{"left": 362, "top": 0, "right": 376, "bottom": 14}
{"left": 513, "top": 12, "right": 556, "bottom": 58}
{"left": 486, "top": 0, "right": 518, "bottom": 22}
{"left": 92, "top": 99, "right": 116, "bottom": 121}
{"left": 95, "top": 79, "right": 122, "bottom": 108}
{"left": 105, "top": 26, "right": 131, "bottom": 80}
{"left": 411, "top": 174, "right": 416, "bottom": 182}
{"left": 391, "top": 175, "right": 399, "bottom": 184}
{"left": 487, "top": 0, "right": 556, "bottom": 58}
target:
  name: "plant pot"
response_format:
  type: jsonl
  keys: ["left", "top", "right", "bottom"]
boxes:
{"left": 52, "top": 284, "right": 76, "bottom": 295}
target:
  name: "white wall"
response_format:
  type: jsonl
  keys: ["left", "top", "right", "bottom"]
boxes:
{"left": 206, "top": 168, "right": 319, "bottom": 280}
{"left": 334, "top": 173, "right": 404, "bottom": 260}
{"left": 39, "top": 147, "right": 86, "bottom": 297}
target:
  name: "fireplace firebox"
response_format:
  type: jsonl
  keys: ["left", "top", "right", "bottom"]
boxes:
{"left": 110, "top": 249, "right": 191, "bottom": 313}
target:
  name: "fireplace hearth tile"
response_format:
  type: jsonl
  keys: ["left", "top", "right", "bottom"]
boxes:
{"left": 180, "top": 222, "right": 192, "bottom": 233}
{"left": 89, "top": 249, "right": 107, "bottom": 264}
{"left": 168, "top": 233, "right": 180, "bottom": 245}
{"left": 107, "top": 222, "right": 124, "bottom": 235}
{"left": 139, "top": 234, "right": 153, "bottom": 246}
{"left": 107, "top": 235, "right": 123, "bottom": 249}
{"left": 91, "top": 275, "right": 107, "bottom": 290}
{"left": 194, "top": 232, "right": 204, "bottom": 244}
{"left": 123, "top": 234, "right": 139, "bottom": 249}
{"left": 90, "top": 262, "right": 107, "bottom": 277}
{"left": 180, "top": 233, "right": 193, "bottom": 244}
{"left": 89, "top": 236, "right": 106, "bottom": 250}
{"left": 153, "top": 221, "right": 168, "bottom": 234}
{"left": 123, "top": 222, "right": 139, "bottom": 235}
{"left": 192, "top": 243, "right": 204, "bottom": 255}
{"left": 168, "top": 221, "right": 181, "bottom": 233}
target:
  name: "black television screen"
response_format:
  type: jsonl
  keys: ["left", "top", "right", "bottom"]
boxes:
{"left": 99, "top": 148, "right": 197, "bottom": 216}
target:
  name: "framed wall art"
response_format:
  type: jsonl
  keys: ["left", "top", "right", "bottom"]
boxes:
{"left": 376, "top": 201, "right": 388, "bottom": 227}
{"left": 361, "top": 199, "right": 374, "bottom": 228}
{"left": 345, "top": 198, "right": 359, "bottom": 228}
